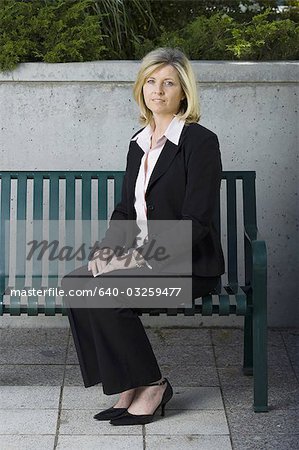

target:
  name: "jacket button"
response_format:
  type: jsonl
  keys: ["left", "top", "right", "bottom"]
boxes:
{"left": 147, "top": 204, "right": 154, "bottom": 211}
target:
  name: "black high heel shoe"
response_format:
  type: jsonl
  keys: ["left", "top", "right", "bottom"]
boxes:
{"left": 93, "top": 406, "right": 128, "bottom": 421}
{"left": 110, "top": 378, "right": 173, "bottom": 426}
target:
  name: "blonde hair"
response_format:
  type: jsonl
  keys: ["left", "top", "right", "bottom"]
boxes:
{"left": 133, "top": 47, "right": 200, "bottom": 127}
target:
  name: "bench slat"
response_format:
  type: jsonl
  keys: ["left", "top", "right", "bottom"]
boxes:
{"left": 32, "top": 176, "right": 44, "bottom": 293}
{"left": 65, "top": 174, "right": 76, "bottom": 274}
{"left": 16, "top": 175, "right": 27, "bottom": 289}
{"left": 226, "top": 175, "right": 238, "bottom": 290}
{"left": 48, "top": 175, "right": 59, "bottom": 288}
{"left": 0, "top": 174, "right": 11, "bottom": 312}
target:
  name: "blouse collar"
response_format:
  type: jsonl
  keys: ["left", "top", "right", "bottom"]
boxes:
{"left": 131, "top": 116, "right": 185, "bottom": 152}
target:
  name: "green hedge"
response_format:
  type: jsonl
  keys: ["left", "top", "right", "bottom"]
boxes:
{"left": 135, "top": 9, "right": 299, "bottom": 60}
{"left": 0, "top": 0, "right": 298, "bottom": 72}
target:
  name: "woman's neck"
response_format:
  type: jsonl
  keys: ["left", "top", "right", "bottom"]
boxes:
{"left": 151, "top": 115, "right": 175, "bottom": 139}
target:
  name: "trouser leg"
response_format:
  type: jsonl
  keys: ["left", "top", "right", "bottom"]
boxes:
{"left": 86, "top": 306, "right": 162, "bottom": 394}
{"left": 62, "top": 267, "right": 103, "bottom": 387}
{"left": 66, "top": 306, "right": 102, "bottom": 387}
{"left": 61, "top": 265, "right": 162, "bottom": 394}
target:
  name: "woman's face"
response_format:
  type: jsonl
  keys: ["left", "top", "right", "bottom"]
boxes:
{"left": 142, "top": 64, "right": 185, "bottom": 120}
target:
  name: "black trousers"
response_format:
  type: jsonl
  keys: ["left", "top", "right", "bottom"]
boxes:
{"left": 61, "top": 264, "right": 220, "bottom": 395}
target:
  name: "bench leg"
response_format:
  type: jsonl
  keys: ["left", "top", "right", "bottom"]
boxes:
{"left": 252, "top": 277, "right": 268, "bottom": 412}
{"left": 243, "top": 307, "right": 253, "bottom": 375}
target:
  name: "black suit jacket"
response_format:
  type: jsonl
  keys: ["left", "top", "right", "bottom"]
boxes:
{"left": 98, "top": 122, "right": 225, "bottom": 277}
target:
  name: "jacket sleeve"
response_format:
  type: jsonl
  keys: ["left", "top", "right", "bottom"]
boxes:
{"left": 135, "top": 134, "right": 222, "bottom": 271}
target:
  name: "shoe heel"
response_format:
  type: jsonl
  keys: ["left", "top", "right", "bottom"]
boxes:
{"left": 161, "top": 403, "right": 166, "bottom": 416}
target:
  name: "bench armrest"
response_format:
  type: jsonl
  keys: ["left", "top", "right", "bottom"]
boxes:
{"left": 244, "top": 225, "right": 267, "bottom": 288}
{"left": 244, "top": 226, "right": 267, "bottom": 270}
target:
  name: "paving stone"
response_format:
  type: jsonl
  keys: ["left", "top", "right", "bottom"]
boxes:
{"left": 147, "top": 327, "right": 212, "bottom": 346}
{"left": 212, "top": 328, "right": 284, "bottom": 347}
{"left": 64, "top": 364, "right": 86, "bottom": 386}
{"left": 214, "top": 344, "right": 243, "bottom": 367}
{"left": 285, "top": 344, "right": 299, "bottom": 366}
{"left": 0, "top": 435, "right": 55, "bottom": 450}
{"left": 268, "top": 385, "right": 299, "bottom": 410}
{"left": 56, "top": 435, "right": 143, "bottom": 449}
{"left": 218, "top": 363, "right": 299, "bottom": 390}
{"left": 145, "top": 435, "right": 232, "bottom": 450}
{"left": 66, "top": 338, "right": 79, "bottom": 364}
{"left": 266, "top": 365, "right": 299, "bottom": 388}
{"left": 292, "top": 363, "right": 299, "bottom": 380}
{"left": 231, "top": 433, "right": 299, "bottom": 450}
{"left": 267, "top": 329, "right": 285, "bottom": 347}
{"left": 59, "top": 409, "right": 143, "bottom": 435}
{"left": 0, "top": 409, "right": 58, "bottom": 435}
{"left": 155, "top": 345, "right": 215, "bottom": 367}
{"left": 168, "top": 386, "right": 224, "bottom": 410}
{"left": 0, "top": 364, "right": 65, "bottom": 385}
{"left": 62, "top": 386, "right": 118, "bottom": 410}
{"left": 0, "top": 386, "right": 60, "bottom": 409}
{"left": 217, "top": 366, "right": 253, "bottom": 387}
{"left": 214, "top": 345, "right": 291, "bottom": 368}
{"left": 211, "top": 328, "right": 243, "bottom": 346}
{"left": 226, "top": 408, "right": 299, "bottom": 436}
{"left": 145, "top": 410, "right": 229, "bottom": 435}
{"left": 281, "top": 328, "right": 299, "bottom": 347}
{"left": 160, "top": 364, "right": 219, "bottom": 387}
{"left": 222, "top": 383, "right": 299, "bottom": 411}
{"left": 221, "top": 384, "right": 255, "bottom": 410}
{"left": 0, "top": 328, "right": 68, "bottom": 364}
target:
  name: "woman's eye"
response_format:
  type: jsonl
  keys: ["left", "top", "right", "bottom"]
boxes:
{"left": 146, "top": 79, "right": 174, "bottom": 86}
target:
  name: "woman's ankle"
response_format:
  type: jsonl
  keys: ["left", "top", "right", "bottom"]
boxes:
{"left": 114, "top": 389, "right": 136, "bottom": 408}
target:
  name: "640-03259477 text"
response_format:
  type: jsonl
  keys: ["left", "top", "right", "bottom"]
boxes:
{"left": 8, "top": 286, "right": 183, "bottom": 298}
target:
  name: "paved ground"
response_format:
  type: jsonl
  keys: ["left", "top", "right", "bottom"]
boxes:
{"left": 0, "top": 326, "right": 298, "bottom": 449}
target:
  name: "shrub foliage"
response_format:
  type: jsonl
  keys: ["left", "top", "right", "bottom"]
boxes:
{"left": 0, "top": 0, "right": 298, "bottom": 72}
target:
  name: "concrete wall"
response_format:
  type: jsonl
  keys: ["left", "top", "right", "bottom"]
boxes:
{"left": 0, "top": 61, "right": 298, "bottom": 327}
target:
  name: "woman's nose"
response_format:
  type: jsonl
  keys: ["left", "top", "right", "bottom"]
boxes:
{"left": 154, "top": 84, "right": 164, "bottom": 94}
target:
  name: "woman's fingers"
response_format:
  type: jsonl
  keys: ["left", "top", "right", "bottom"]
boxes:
{"left": 88, "top": 249, "right": 136, "bottom": 277}
{"left": 90, "top": 259, "right": 99, "bottom": 277}
{"left": 88, "top": 248, "right": 115, "bottom": 277}
{"left": 95, "top": 254, "right": 111, "bottom": 275}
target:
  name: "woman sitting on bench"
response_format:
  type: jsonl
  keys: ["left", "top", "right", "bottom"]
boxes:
{"left": 61, "top": 46, "right": 225, "bottom": 426}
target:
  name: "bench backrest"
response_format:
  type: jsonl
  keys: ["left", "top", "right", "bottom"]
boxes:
{"left": 0, "top": 171, "right": 257, "bottom": 298}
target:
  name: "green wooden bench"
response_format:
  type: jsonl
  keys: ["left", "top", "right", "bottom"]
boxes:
{"left": 0, "top": 170, "right": 268, "bottom": 412}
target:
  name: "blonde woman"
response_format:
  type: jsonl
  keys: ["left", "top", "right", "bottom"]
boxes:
{"left": 61, "top": 47, "right": 225, "bottom": 426}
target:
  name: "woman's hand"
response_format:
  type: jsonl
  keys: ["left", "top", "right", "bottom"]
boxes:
{"left": 88, "top": 247, "right": 115, "bottom": 277}
{"left": 99, "top": 252, "right": 137, "bottom": 275}
{"left": 88, "top": 248, "right": 148, "bottom": 277}
{"left": 88, "top": 248, "right": 139, "bottom": 277}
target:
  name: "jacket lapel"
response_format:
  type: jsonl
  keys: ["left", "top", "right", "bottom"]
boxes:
{"left": 129, "top": 138, "right": 181, "bottom": 200}
{"left": 145, "top": 139, "right": 180, "bottom": 196}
